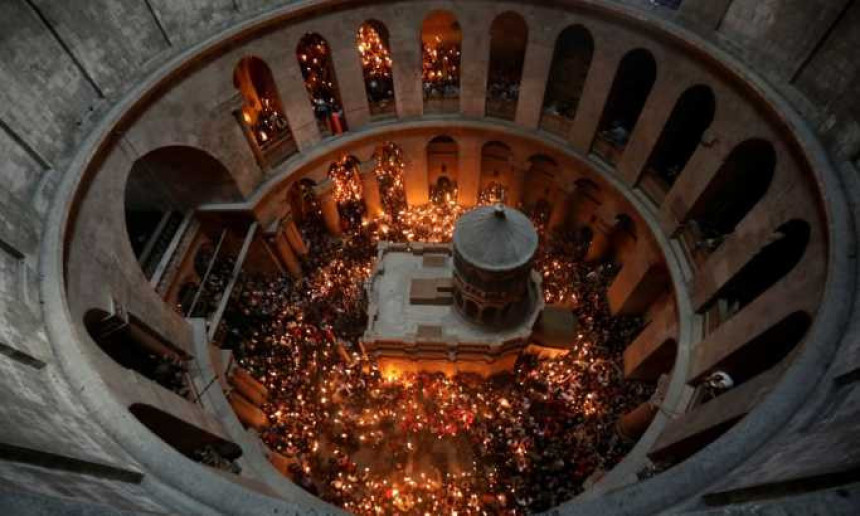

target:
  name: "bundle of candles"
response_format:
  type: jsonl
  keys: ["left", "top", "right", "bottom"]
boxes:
{"left": 478, "top": 182, "right": 508, "bottom": 206}
{"left": 422, "top": 35, "right": 461, "bottom": 97}
{"left": 221, "top": 190, "right": 650, "bottom": 514}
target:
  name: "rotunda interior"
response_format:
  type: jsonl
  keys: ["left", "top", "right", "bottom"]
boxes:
{"left": 0, "top": 1, "right": 859, "bottom": 515}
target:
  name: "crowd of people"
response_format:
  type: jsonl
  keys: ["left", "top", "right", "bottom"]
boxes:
{"left": 216, "top": 187, "right": 653, "bottom": 514}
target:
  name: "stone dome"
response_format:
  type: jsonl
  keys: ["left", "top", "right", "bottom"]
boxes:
{"left": 452, "top": 204, "right": 539, "bottom": 271}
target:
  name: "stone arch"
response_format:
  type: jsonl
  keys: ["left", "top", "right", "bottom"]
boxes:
{"left": 421, "top": 10, "right": 462, "bottom": 113}
{"left": 593, "top": 48, "right": 657, "bottom": 165}
{"left": 129, "top": 403, "right": 242, "bottom": 466}
{"left": 700, "top": 219, "right": 811, "bottom": 327}
{"left": 479, "top": 141, "right": 514, "bottom": 204}
{"left": 233, "top": 56, "right": 296, "bottom": 164}
{"left": 124, "top": 146, "right": 242, "bottom": 280}
{"left": 485, "top": 11, "right": 528, "bottom": 120}
{"left": 685, "top": 139, "right": 776, "bottom": 251}
{"left": 642, "top": 85, "right": 716, "bottom": 200}
{"left": 83, "top": 309, "right": 191, "bottom": 397}
{"left": 297, "top": 33, "right": 347, "bottom": 136}
{"left": 541, "top": 25, "right": 594, "bottom": 135}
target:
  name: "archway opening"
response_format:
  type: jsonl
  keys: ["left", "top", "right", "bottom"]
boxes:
{"left": 479, "top": 141, "right": 514, "bottom": 205}
{"left": 233, "top": 56, "right": 296, "bottom": 167}
{"left": 593, "top": 49, "right": 657, "bottom": 166}
{"left": 701, "top": 220, "right": 810, "bottom": 332}
{"left": 485, "top": 12, "right": 528, "bottom": 120}
{"left": 357, "top": 20, "right": 396, "bottom": 118}
{"left": 641, "top": 85, "right": 716, "bottom": 202}
{"left": 427, "top": 135, "right": 459, "bottom": 203}
{"left": 372, "top": 142, "right": 408, "bottom": 217}
{"left": 328, "top": 155, "right": 365, "bottom": 230}
{"left": 683, "top": 139, "right": 776, "bottom": 261}
{"left": 422, "top": 11, "right": 462, "bottom": 113}
{"left": 124, "top": 146, "right": 242, "bottom": 281}
{"left": 541, "top": 25, "right": 594, "bottom": 135}
{"left": 297, "top": 33, "right": 347, "bottom": 136}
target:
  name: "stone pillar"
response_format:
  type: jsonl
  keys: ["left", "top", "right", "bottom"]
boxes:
{"left": 272, "top": 229, "right": 303, "bottom": 278}
{"left": 616, "top": 72, "right": 689, "bottom": 186}
{"left": 569, "top": 42, "right": 625, "bottom": 153}
{"left": 585, "top": 215, "right": 614, "bottom": 262}
{"left": 229, "top": 367, "right": 269, "bottom": 407}
{"left": 330, "top": 31, "right": 371, "bottom": 130}
{"left": 458, "top": 137, "right": 481, "bottom": 207}
{"left": 315, "top": 179, "right": 342, "bottom": 236}
{"left": 660, "top": 116, "right": 739, "bottom": 236}
{"left": 260, "top": 35, "right": 321, "bottom": 150}
{"left": 615, "top": 401, "right": 658, "bottom": 442}
{"left": 283, "top": 213, "right": 308, "bottom": 256}
{"left": 507, "top": 160, "right": 529, "bottom": 208}
{"left": 361, "top": 164, "right": 384, "bottom": 220}
{"left": 401, "top": 138, "right": 429, "bottom": 205}
{"left": 459, "top": 14, "right": 490, "bottom": 117}
{"left": 388, "top": 16, "right": 423, "bottom": 118}
{"left": 608, "top": 254, "right": 670, "bottom": 316}
{"left": 515, "top": 32, "right": 554, "bottom": 129}
{"left": 228, "top": 391, "right": 268, "bottom": 431}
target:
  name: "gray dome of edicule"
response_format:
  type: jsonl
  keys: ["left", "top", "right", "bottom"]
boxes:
{"left": 1, "top": 1, "right": 858, "bottom": 515}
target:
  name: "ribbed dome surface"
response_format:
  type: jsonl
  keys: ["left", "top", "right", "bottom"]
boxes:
{"left": 453, "top": 204, "right": 539, "bottom": 271}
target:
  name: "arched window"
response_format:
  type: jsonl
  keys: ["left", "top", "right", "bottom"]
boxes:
{"left": 593, "top": 49, "right": 657, "bottom": 166}
{"left": 327, "top": 155, "right": 364, "bottom": 229}
{"left": 641, "top": 85, "right": 716, "bottom": 202}
{"left": 129, "top": 403, "right": 243, "bottom": 473}
{"left": 125, "top": 146, "right": 241, "bottom": 281}
{"left": 356, "top": 20, "right": 396, "bottom": 118}
{"left": 233, "top": 56, "right": 296, "bottom": 167}
{"left": 485, "top": 12, "right": 528, "bottom": 120}
{"left": 427, "top": 135, "right": 459, "bottom": 203}
{"left": 701, "top": 220, "right": 810, "bottom": 331}
{"left": 683, "top": 139, "right": 776, "bottom": 262}
{"left": 372, "top": 142, "right": 407, "bottom": 216}
{"left": 297, "top": 33, "right": 347, "bottom": 136}
{"left": 422, "top": 11, "right": 462, "bottom": 113}
{"left": 84, "top": 310, "right": 192, "bottom": 399}
{"left": 479, "top": 141, "right": 513, "bottom": 205}
{"left": 541, "top": 25, "right": 594, "bottom": 135}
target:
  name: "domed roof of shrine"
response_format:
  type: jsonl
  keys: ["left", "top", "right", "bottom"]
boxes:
{"left": 453, "top": 204, "right": 539, "bottom": 271}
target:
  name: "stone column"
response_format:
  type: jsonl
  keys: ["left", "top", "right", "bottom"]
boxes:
{"left": 458, "top": 137, "right": 481, "bottom": 207}
{"left": 361, "top": 161, "right": 384, "bottom": 219}
{"left": 608, "top": 254, "right": 670, "bottom": 316}
{"left": 228, "top": 391, "right": 269, "bottom": 431}
{"left": 330, "top": 30, "right": 371, "bottom": 130}
{"left": 459, "top": 14, "right": 490, "bottom": 117}
{"left": 229, "top": 367, "right": 269, "bottom": 407}
{"left": 315, "top": 179, "right": 342, "bottom": 236}
{"left": 401, "top": 138, "right": 429, "bottom": 205}
{"left": 515, "top": 32, "right": 555, "bottom": 129}
{"left": 616, "top": 72, "right": 689, "bottom": 186}
{"left": 260, "top": 34, "right": 321, "bottom": 150}
{"left": 388, "top": 12, "right": 423, "bottom": 118}
{"left": 283, "top": 213, "right": 308, "bottom": 256}
{"left": 615, "top": 401, "right": 658, "bottom": 442}
{"left": 569, "top": 41, "right": 625, "bottom": 153}
{"left": 272, "top": 229, "right": 303, "bottom": 278}
{"left": 585, "top": 214, "right": 615, "bottom": 262}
